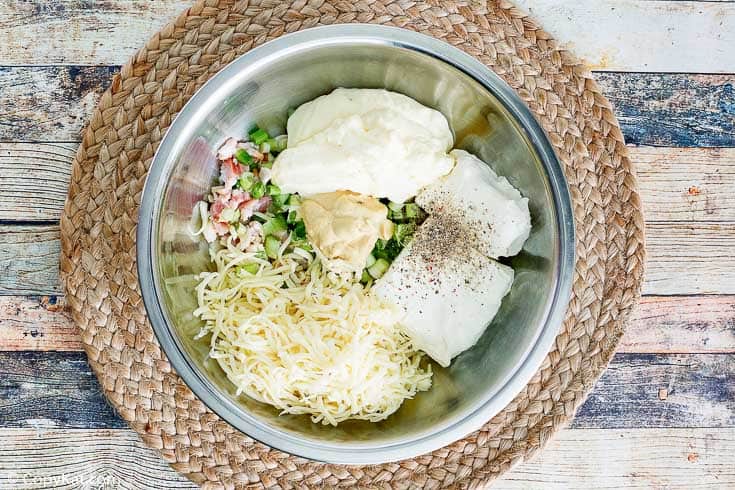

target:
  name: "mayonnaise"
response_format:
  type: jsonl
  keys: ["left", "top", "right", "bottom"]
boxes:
{"left": 272, "top": 88, "right": 455, "bottom": 203}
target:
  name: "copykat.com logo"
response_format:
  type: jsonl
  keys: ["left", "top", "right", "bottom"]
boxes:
{"left": 6, "top": 473, "right": 124, "bottom": 489}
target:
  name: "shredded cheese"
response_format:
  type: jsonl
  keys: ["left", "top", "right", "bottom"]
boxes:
{"left": 193, "top": 241, "right": 432, "bottom": 425}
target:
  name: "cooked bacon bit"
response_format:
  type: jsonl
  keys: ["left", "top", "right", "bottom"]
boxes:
{"left": 211, "top": 189, "right": 251, "bottom": 223}
{"left": 230, "top": 189, "right": 250, "bottom": 208}
{"left": 212, "top": 219, "right": 230, "bottom": 236}
{"left": 239, "top": 196, "right": 271, "bottom": 220}
{"left": 211, "top": 197, "right": 226, "bottom": 220}
{"left": 202, "top": 138, "right": 273, "bottom": 244}
{"left": 255, "top": 196, "right": 271, "bottom": 212}
{"left": 217, "top": 137, "right": 239, "bottom": 160}
{"left": 220, "top": 158, "right": 243, "bottom": 189}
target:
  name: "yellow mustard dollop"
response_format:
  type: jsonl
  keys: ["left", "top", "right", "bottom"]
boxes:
{"left": 300, "top": 191, "right": 393, "bottom": 273}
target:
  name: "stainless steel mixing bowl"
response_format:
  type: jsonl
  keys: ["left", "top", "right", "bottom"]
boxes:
{"left": 137, "top": 24, "right": 575, "bottom": 464}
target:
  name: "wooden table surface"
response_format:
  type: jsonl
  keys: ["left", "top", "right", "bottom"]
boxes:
{"left": 0, "top": 1, "right": 733, "bottom": 488}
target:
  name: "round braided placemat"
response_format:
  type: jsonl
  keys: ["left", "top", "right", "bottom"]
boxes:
{"left": 60, "top": 1, "right": 645, "bottom": 487}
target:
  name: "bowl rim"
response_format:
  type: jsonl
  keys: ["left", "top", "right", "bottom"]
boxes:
{"left": 137, "top": 23, "right": 575, "bottom": 465}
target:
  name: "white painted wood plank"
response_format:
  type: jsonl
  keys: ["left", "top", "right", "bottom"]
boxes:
{"left": 0, "top": 428, "right": 730, "bottom": 489}
{"left": 0, "top": 226, "right": 59, "bottom": 296}
{"left": 0, "top": 1, "right": 734, "bottom": 71}
{"left": 515, "top": 0, "right": 735, "bottom": 73}
{"left": 0, "top": 1, "right": 186, "bottom": 66}
{"left": 644, "top": 222, "right": 735, "bottom": 295}
{"left": 636, "top": 147, "right": 735, "bottom": 222}
{"left": 623, "top": 296, "right": 735, "bottom": 354}
{"left": 0, "top": 429, "right": 195, "bottom": 489}
{"left": 0, "top": 296, "right": 81, "bottom": 351}
{"left": 497, "top": 428, "right": 735, "bottom": 489}
{"left": 0, "top": 143, "right": 76, "bottom": 221}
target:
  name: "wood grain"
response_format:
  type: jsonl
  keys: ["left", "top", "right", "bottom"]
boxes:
{"left": 635, "top": 147, "right": 735, "bottom": 222}
{"left": 514, "top": 0, "right": 735, "bottom": 73}
{"left": 2, "top": 294, "right": 733, "bottom": 353}
{"left": 0, "top": 429, "right": 195, "bottom": 489}
{"left": 0, "top": 66, "right": 115, "bottom": 142}
{"left": 0, "top": 1, "right": 731, "bottom": 486}
{"left": 0, "top": 1, "right": 184, "bottom": 66}
{"left": 623, "top": 296, "right": 735, "bottom": 354}
{"left": 0, "top": 351, "right": 122, "bottom": 429}
{"left": 2, "top": 67, "right": 733, "bottom": 146}
{"left": 497, "top": 428, "right": 735, "bottom": 489}
{"left": 1, "top": 428, "right": 730, "bottom": 490}
{"left": 3, "top": 220, "right": 734, "bottom": 296}
{"left": 645, "top": 222, "right": 735, "bottom": 295}
{"left": 0, "top": 143, "right": 76, "bottom": 221}
{"left": 0, "top": 225, "right": 59, "bottom": 296}
{"left": 575, "top": 353, "right": 735, "bottom": 429}
{"left": 0, "top": 351, "right": 730, "bottom": 429}
{"left": 1, "top": 1, "right": 733, "bottom": 72}
{"left": 0, "top": 296, "right": 81, "bottom": 351}
{"left": 2, "top": 145, "right": 732, "bottom": 222}
{"left": 595, "top": 73, "right": 735, "bottom": 147}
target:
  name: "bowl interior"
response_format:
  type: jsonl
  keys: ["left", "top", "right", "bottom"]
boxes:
{"left": 144, "top": 27, "right": 567, "bottom": 461}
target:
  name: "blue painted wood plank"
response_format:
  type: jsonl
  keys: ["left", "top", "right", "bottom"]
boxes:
{"left": 0, "top": 351, "right": 731, "bottom": 429}
{"left": 0, "top": 66, "right": 733, "bottom": 147}
{"left": 594, "top": 73, "right": 735, "bottom": 147}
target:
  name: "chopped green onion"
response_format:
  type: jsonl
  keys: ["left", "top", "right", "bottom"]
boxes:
{"left": 239, "top": 262, "right": 260, "bottom": 275}
{"left": 404, "top": 203, "right": 420, "bottom": 218}
{"left": 372, "top": 238, "right": 402, "bottom": 261}
{"left": 291, "top": 239, "right": 312, "bottom": 252}
{"left": 367, "top": 258, "right": 390, "bottom": 279}
{"left": 394, "top": 223, "right": 416, "bottom": 245}
{"left": 264, "top": 235, "right": 280, "bottom": 259}
{"left": 259, "top": 141, "right": 271, "bottom": 154}
{"left": 254, "top": 250, "right": 267, "bottom": 260}
{"left": 360, "top": 269, "right": 372, "bottom": 284}
{"left": 292, "top": 220, "right": 307, "bottom": 240}
{"left": 388, "top": 201, "right": 404, "bottom": 212}
{"left": 251, "top": 182, "right": 266, "bottom": 199}
{"left": 267, "top": 135, "right": 288, "bottom": 153}
{"left": 249, "top": 127, "right": 270, "bottom": 145}
{"left": 237, "top": 174, "right": 254, "bottom": 192}
{"left": 286, "top": 209, "right": 299, "bottom": 224}
{"left": 389, "top": 209, "right": 403, "bottom": 220}
{"left": 273, "top": 193, "right": 290, "bottom": 207}
{"left": 252, "top": 211, "right": 270, "bottom": 223}
{"left": 234, "top": 148, "right": 253, "bottom": 166}
{"left": 267, "top": 184, "right": 281, "bottom": 196}
{"left": 260, "top": 161, "right": 273, "bottom": 169}
{"left": 263, "top": 215, "right": 288, "bottom": 237}
{"left": 365, "top": 253, "right": 376, "bottom": 268}
{"left": 287, "top": 194, "right": 302, "bottom": 208}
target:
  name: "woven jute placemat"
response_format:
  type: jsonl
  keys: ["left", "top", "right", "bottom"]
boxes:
{"left": 60, "top": 1, "right": 645, "bottom": 488}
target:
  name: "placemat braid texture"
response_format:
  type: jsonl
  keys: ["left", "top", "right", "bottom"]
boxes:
{"left": 60, "top": 1, "right": 645, "bottom": 488}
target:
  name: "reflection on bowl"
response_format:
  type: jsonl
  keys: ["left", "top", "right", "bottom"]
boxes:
{"left": 137, "top": 24, "right": 574, "bottom": 464}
